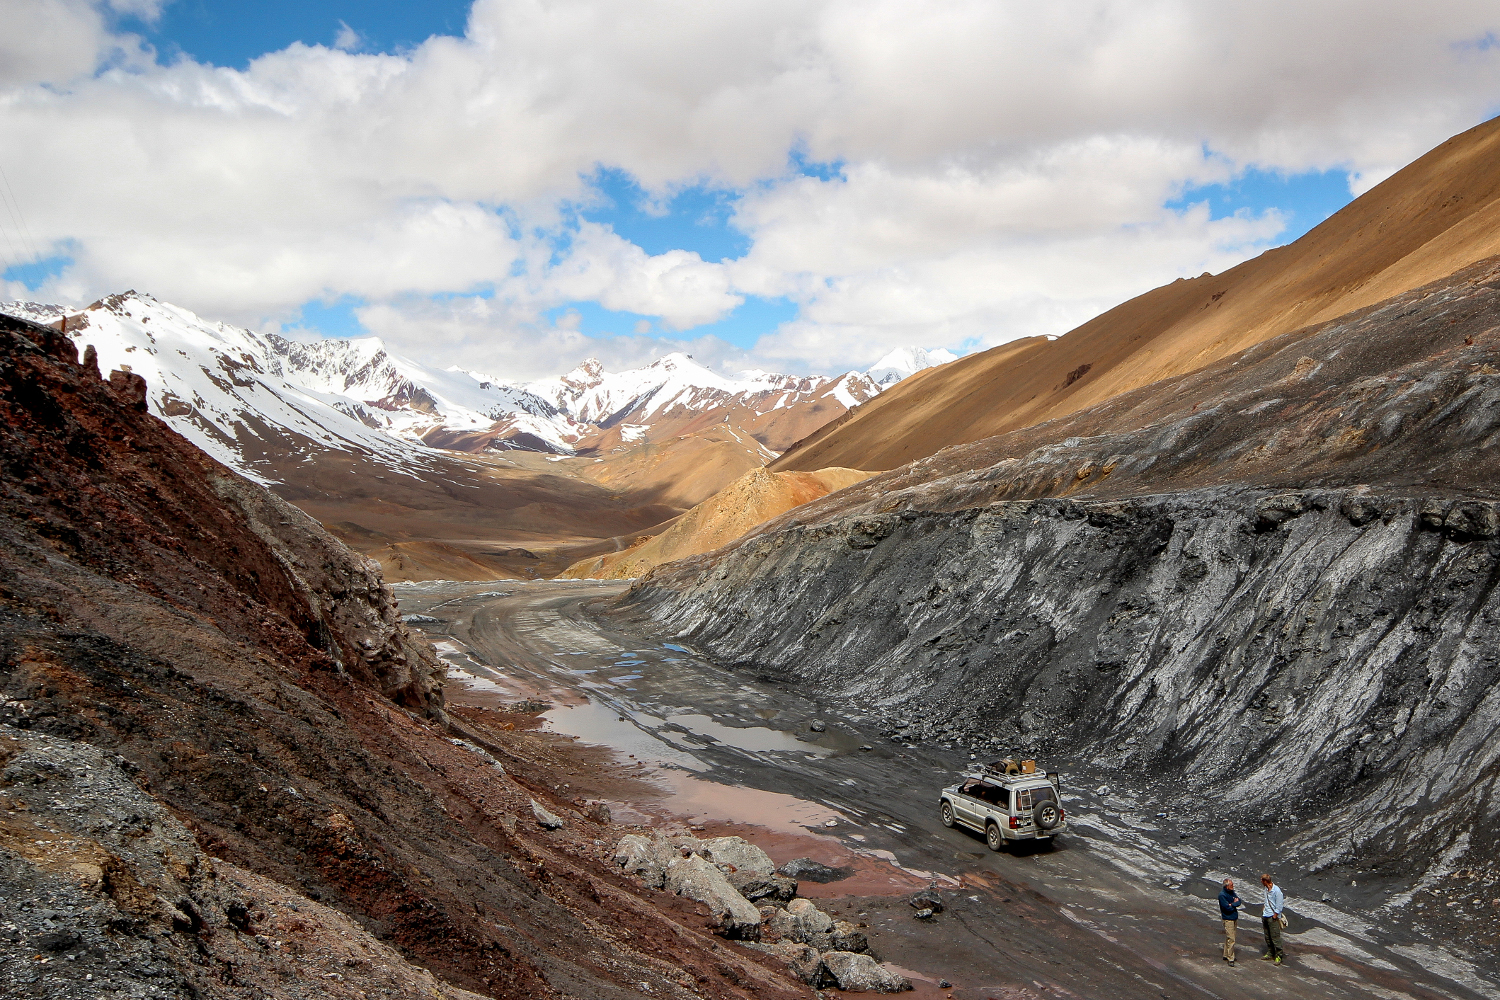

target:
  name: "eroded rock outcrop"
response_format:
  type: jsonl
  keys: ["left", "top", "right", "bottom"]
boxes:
{"left": 619, "top": 260, "right": 1500, "bottom": 901}
{"left": 0, "top": 313, "right": 808, "bottom": 998}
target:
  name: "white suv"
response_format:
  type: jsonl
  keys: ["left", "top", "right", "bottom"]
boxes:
{"left": 939, "top": 763, "right": 1065, "bottom": 850}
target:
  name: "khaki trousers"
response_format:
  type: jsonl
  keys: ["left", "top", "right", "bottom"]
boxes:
{"left": 1222, "top": 919, "right": 1237, "bottom": 961}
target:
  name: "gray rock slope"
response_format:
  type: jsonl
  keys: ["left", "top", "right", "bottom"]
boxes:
{"left": 619, "top": 258, "right": 1500, "bottom": 905}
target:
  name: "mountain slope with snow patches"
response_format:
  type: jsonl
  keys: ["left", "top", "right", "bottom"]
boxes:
{"left": 2, "top": 291, "right": 957, "bottom": 481}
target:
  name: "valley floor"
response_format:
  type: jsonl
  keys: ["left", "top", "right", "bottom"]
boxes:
{"left": 396, "top": 581, "right": 1499, "bottom": 1000}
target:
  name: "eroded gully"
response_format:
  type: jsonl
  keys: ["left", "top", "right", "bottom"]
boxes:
{"left": 395, "top": 580, "right": 1497, "bottom": 1000}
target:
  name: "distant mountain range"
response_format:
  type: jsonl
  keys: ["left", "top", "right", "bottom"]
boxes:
{"left": 0, "top": 291, "right": 955, "bottom": 483}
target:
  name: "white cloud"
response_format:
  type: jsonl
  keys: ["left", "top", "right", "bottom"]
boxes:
{"left": 2, "top": 1, "right": 1499, "bottom": 377}
{"left": 333, "top": 21, "right": 362, "bottom": 53}
{"left": 352, "top": 294, "right": 753, "bottom": 381}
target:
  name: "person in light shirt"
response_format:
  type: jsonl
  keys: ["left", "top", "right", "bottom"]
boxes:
{"left": 1259, "top": 873, "right": 1285, "bottom": 964}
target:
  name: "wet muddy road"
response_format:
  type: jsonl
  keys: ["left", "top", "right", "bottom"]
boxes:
{"left": 397, "top": 580, "right": 1496, "bottom": 1000}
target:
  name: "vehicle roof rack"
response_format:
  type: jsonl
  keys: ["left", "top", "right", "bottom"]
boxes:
{"left": 974, "top": 759, "right": 1052, "bottom": 783}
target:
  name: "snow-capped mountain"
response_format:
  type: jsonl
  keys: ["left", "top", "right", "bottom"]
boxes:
{"left": 865, "top": 346, "right": 959, "bottom": 385}
{"left": 528, "top": 353, "right": 881, "bottom": 430}
{"left": 1, "top": 290, "right": 957, "bottom": 483}
{"left": 0, "top": 292, "right": 580, "bottom": 480}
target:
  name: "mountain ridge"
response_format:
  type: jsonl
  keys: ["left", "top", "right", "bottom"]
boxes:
{"left": 773, "top": 114, "right": 1500, "bottom": 474}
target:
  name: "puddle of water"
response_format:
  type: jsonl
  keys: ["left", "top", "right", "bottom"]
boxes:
{"left": 542, "top": 699, "right": 704, "bottom": 769}
{"left": 445, "top": 666, "right": 516, "bottom": 698}
{"left": 664, "top": 712, "right": 827, "bottom": 755}
{"left": 652, "top": 769, "right": 844, "bottom": 836}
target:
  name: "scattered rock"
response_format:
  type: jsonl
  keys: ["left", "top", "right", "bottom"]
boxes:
{"left": 745, "top": 941, "right": 826, "bottom": 985}
{"left": 907, "top": 890, "right": 944, "bottom": 913}
{"left": 938, "top": 979, "right": 952, "bottom": 989}
{"left": 584, "top": 800, "right": 612, "bottom": 824}
{"left": 699, "top": 836, "right": 776, "bottom": 878}
{"left": 401, "top": 613, "right": 444, "bottom": 624}
{"left": 830, "top": 919, "right": 868, "bottom": 953}
{"left": 663, "top": 855, "right": 761, "bottom": 938}
{"left": 913, "top": 908, "right": 934, "bottom": 920}
{"left": 821, "top": 951, "right": 911, "bottom": 992}
{"left": 779, "top": 858, "right": 854, "bottom": 884}
{"left": 613, "top": 834, "right": 675, "bottom": 888}
{"left": 786, "top": 897, "right": 835, "bottom": 944}
{"left": 810, "top": 720, "right": 827, "bottom": 733}
{"left": 762, "top": 906, "right": 798, "bottom": 942}
{"left": 739, "top": 874, "right": 799, "bottom": 904}
{"left": 531, "top": 799, "right": 565, "bottom": 830}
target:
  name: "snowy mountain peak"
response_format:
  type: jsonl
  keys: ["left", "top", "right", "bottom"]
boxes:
{"left": 866, "top": 346, "right": 959, "bottom": 385}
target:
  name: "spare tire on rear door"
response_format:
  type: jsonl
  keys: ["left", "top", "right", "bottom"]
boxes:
{"left": 1035, "top": 798, "right": 1060, "bottom": 831}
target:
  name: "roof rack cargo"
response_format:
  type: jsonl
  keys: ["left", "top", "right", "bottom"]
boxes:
{"left": 976, "top": 758, "right": 1057, "bottom": 784}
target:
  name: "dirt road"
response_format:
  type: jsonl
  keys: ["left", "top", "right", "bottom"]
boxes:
{"left": 397, "top": 580, "right": 1497, "bottom": 1000}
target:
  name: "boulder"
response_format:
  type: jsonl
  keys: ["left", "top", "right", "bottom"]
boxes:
{"left": 778, "top": 858, "right": 852, "bottom": 883}
{"left": 613, "top": 834, "right": 675, "bottom": 888}
{"left": 664, "top": 855, "right": 761, "bottom": 938}
{"left": 821, "top": 951, "right": 910, "bottom": 992}
{"left": 761, "top": 906, "right": 798, "bottom": 942}
{"left": 738, "top": 873, "right": 798, "bottom": 904}
{"left": 786, "top": 897, "right": 834, "bottom": 946}
{"left": 907, "top": 890, "right": 944, "bottom": 913}
{"left": 698, "top": 836, "right": 775, "bottom": 877}
{"left": 830, "top": 919, "right": 868, "bottom": 953}
{"left": 744, "top": 941, "right": 826, "bottom": 985}
{"left": 531, "top": 799, "right": 565, "bottom": 830}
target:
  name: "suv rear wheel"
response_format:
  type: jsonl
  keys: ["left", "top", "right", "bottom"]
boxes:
{"left": 940, "top": 801, "right": 956, "bottom": 828}
{"left": 985, "top": 821, "right": 1005, "bottom": 852}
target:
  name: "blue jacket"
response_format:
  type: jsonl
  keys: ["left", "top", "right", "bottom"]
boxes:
{"left": 1218, "top": 889, "right": 1242, "bottom": 921}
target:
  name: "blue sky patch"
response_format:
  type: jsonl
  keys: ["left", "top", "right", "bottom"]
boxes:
{"left": 3, "top": 253, "right": 72, "bottom": 292}
{"left": 581, "top": 168, "right": 748, "bottom": 262}
{"left": 546, "top": 295, "right": 795, "bottom": 353}
{"left": 298, "top": 295, "right": 368, "bottom": 339}
{"left": 1169, "top": 166, "right": 1354, "bottom": 244}
{"left": 115, "top": 0, "right": 473, "bottom": 68}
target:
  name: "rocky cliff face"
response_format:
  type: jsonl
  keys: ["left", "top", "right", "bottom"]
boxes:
{"left": 0, "top": 312, "right": 803, "bottom": 999}
{"left": 620, "top": 258, "right": 1500, "bottom": 923}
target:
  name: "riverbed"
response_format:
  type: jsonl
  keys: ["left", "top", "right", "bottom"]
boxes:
{"left": 395, "top": 579, "right": 1497, "bottom": 1000}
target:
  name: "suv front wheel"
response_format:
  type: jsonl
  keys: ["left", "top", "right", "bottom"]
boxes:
{"left": 985, "top": 821, "right": 1005, "bottom": 852}
{"left": 940, "top": 801, "right": 956, "bottom": 827}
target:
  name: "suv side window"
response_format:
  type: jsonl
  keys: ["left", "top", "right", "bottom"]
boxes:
{"left": 975, "top": 783, "right": 1010, "bottom": 809}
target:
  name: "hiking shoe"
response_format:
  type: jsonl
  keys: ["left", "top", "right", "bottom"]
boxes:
{"left": 1274, "top": 956, "right": 1282, "bottom": 965}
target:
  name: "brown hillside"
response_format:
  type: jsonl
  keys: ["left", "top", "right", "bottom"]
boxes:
{"left": 774, "top": 115, "right": 1500, "bottom": 473}
{"left": 560, "top": 466, "right": 873, "bottom": 579}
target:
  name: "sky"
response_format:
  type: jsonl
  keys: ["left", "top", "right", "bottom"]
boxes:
{"left": 1, "top": 2, "right": 1499, "bottom": 380}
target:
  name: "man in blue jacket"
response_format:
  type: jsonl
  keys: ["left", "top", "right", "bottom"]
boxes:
{"left": 1218, "top": 878, "right": 1243, "bottom": 964}
{"left": 1260, "top": 873, "right": 1286, "bottom": 964}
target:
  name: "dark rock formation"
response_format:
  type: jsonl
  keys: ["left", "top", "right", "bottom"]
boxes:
{"left": 619, "top": 257, "right": 1500, "bottom": 914}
